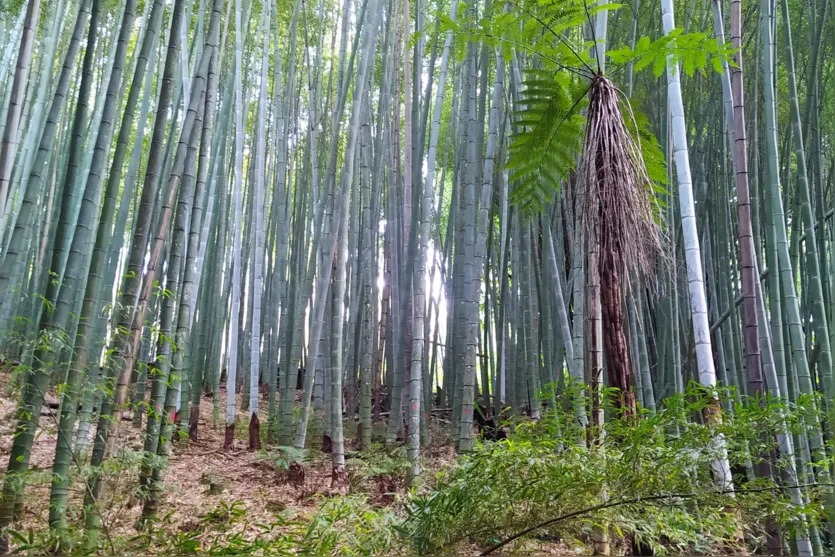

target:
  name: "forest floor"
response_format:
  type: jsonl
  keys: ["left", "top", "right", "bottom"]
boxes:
{"left": 0, "top": 374, "right": 574, "bottom": 555}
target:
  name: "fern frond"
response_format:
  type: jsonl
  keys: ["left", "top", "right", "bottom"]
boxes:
{"left": 507, "top": 69, "right": 588, "bottom": 215}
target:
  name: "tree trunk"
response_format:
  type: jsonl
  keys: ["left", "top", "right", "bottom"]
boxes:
{"left": 661, "top": 0, "right": 732, "bottom": 489}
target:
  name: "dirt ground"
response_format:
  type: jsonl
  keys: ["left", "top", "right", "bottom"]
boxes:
{"left": 0, "top": 375, "right": 576, "bottom": 555}
{"left": 0, "top": 378, "right": 462, "bottom": 550}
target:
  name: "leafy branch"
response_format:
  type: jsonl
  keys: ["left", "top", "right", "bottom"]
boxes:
{"left": 480, "top": 482, "right": 834, "bottom": 555}
{"left": 607, "top": 28, "right": 738, "bottom": 77}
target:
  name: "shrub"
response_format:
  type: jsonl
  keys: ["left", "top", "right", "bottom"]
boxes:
{"left": 401, "top": 384, "right": 820, "bottom": 555}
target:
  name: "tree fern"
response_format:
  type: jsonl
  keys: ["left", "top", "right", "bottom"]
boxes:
{"left": 441, "top": 0, "right": 736, "bottom": 214}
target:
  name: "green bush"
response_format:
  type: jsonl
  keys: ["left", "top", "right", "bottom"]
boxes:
{"left": 300, "top": 496, "right": 399, "bottom": 555}
{"left": 400, "top": 383, "right": 822, "bottom": 555}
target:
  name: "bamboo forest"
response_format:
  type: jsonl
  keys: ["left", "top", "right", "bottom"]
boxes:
{"left": 1, "top": 0, "right": 835, "bottom": 552}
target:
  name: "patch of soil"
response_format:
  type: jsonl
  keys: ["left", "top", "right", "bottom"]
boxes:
{"left": 0, "top": 380, "right": 459, "bottom": 549}
{"left": 0, "top": 376, "right": 570, "bottom": 556}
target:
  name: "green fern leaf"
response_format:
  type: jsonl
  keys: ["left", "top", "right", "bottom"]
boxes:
{"left": 507, "top": 69, "right": 588, "bottom": 215}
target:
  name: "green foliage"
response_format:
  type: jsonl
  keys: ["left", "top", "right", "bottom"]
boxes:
{"left": 506, "top": 68, "right": 587, "bottom": 215}
{"left": 300, "top": 496, "right": 399, "bottom": 555}
{"left": 442, "top": 0, "right": 609, "bottom": 66}
{"left": 345, "top": 445, "right": 411, "bottom": 487}
{"left": 134, "top": 497, "right": 397, "bottom": 556}
{"left": 6, "top": 384, "right": 826, "bottom": 556}
{"left": 255, "top": 446, "right": 310, "bottom": 471}
{"left": 400, "top": 384, "right": 823, "bottom": 554}
{"left": 506, "top": 68, "right": 676, "bottom": 215}
{"left": 6, "top": 526, "right": 89, "bottom": 556}
{"left": 607, "top": 29, "right": 738, "bottom": 78}
{"left": 127, "top": 501, "right": 301, "bottom": 556}
{"left": 505, "top": 69, "right": 668, "bottom": 216}
{"left": 0, "top": 0, "right": 25, "bottom": 16}
{"left": 443, "top": 0, "right": 738, "bottom": 215}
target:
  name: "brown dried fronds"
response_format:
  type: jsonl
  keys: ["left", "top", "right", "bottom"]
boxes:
{"left": 580, "top": 75, "right": 665, "bottom": 283}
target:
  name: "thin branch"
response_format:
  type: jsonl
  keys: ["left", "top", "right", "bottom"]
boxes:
{"left": 480, "top": 483, "right": 834, "bottom": 555}
{"left": 476, "top": 31, "right": 593, "bottom": 81}
{"left": 582, "top": 0, "right": 601, "bottom": 75}
{"left": 710, "top": 267, "right": 769, "bottom": 333}
{"left": 504, "top": 0, "right": 597, "bottom": 76}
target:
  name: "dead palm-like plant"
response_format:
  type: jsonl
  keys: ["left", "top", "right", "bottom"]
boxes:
{"left": 508, "top": 66, "right": 664, "bottom": 414}
{"left": 580, "top": 74, "right": 663, "bottom": 415}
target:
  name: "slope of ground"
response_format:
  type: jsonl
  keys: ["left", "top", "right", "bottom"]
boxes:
{"left": 0, "top": 375, "right": 573, "bottom": 555}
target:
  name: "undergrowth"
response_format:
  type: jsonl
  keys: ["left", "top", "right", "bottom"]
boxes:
{"left": 400, "top": 383, "right": 825, "bottom": 555}
{"left": 4, "top": 383, "right": 828, "bottom": 555}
